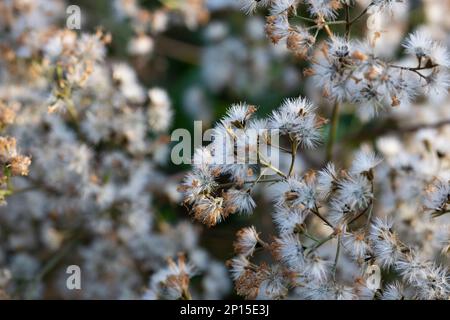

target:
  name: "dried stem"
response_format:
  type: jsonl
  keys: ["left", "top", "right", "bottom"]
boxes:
{"left": 288, "top": 136, "right": 299, "bottom": 177}
{"left": 260, "top": 153, "right": 288, "bottom": 179}
{"left": 305, "top": 233, "right": 335, "bottom": 256}
{"left": 349, "top": 4, "right": 371, "bottom": 25}
{"left": 217, "top": 178, "right": 283, "bottom": 189}
{"left": 332, "top": 234, "right": 341, "bottom": 280}
{"left": 312, "top": 205, "right": 335, "bottom": 229}
{"left": 348, "top": 201, "right": 372, "bottom": 225}
{"left": 389, "top": 63, "right": 438, "bottom": 81}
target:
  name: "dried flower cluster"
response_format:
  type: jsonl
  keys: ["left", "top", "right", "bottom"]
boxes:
{"left": 179, "top": 0, "right": 450, "bottom": 300}
{"left": 180, "top": 98, "right": 325, "bottom": 226}
{"left": 0, "top": 101, "right": 31, "bottom": 205}
{"left": 244, "top": 0, "right": 450, "bottom": 120}
{"left": 181, "top": 101, "right": 449, "bottom": 299}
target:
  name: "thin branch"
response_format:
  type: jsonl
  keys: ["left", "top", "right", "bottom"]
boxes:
{"left": 288, "top": 136, "right": 299, "bottom": 177}
{"left": 432, "top": 209, "right": 450, "bottom": 218}
{"left": 349, "top": 4, "right": 371, "bottom": 25}
{"left": 305, "top": 21, "right": 347, "bottom": 31}
{"left": 256, "top": 235, "right": 271, "bottom": 250}
{"left": 302, "top": 231, "right": 320, "bottom": 243}
{"left": 345, "top": 3, "right": 351, "bottom": 40}
{"left": 266, "top": 141, "right": 293, "bottom": 154}
{"left": 389, "top": 64, "right": 438, "bottom": 71}
{"left": 259, "top": 153, "right": 288, "bottom": 179}
{"left": 296, "top": 16, "right": 317, "bottom": 23}
{"left": 365, "top": 202, "right": 374, "bottom": 229}
{"left": 348, "top": 201, "right": 372, "bottom": 225}
{"left": 277, "top": 145, "right": 294, "bottom": 154}
{"left": 305, "top": 233, "right": 335, "bottom": 256}
{"left": 217, "top": 178, "right": 283, "bottom": 189}
{"left": 323, "top": 23, "right": 334, "bottom": 38}
{"left": 312, "top": 205, "right": 335, "bottom": 229}
{"left": 389, "top": 63, "right": 438, "bottom": 81}
{"left": 332, "top": 234, "right": 341, "bottom": 280}
{"left": 249, "top": 167, "right": 270, "bottom": 191}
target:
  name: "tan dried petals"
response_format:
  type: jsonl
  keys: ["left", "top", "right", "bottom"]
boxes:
{"left": 352, "top": 50, "right": 368, "bottom": 61}
{"left": 0, "top": 102, "right": 17, "bottom": 127}
{"left": 10, "top": 155, "right": 31, "bottom": 176}
{"left": 0, "top": 136, "right": 17, "bottom": 162}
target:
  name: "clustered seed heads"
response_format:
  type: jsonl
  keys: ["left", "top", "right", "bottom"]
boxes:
{"left": 180, "top": 98, "right": 325, "bottom": 227}
{"left": 178, "top": 0, "right": 450, "bottom": 300}
{"left": 204, "top": 125, "right": 450, "bottom": 299}
{"left": 243, "top": 0, "right": 449, "bottom": 120}
{"left": 223, "top": 145, "right": 383, "bottom": 299}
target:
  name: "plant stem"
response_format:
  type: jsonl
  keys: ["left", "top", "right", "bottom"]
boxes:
{"left": 326, "top": 102, "right": 340, "bottom": 162}
{"left": 312, "top": 205, "right": 334, "bottom": 229}
{"left": 257, "top": 237, "right": 271, "bottom": 250}
{"left": 260, "top": 156, "right": 287, "bottom": 179}
{"left": 432, "top": 209, "right": 450, "bottom": 218}
{"left": 323, "top": 24, "right": 334, "bottom": 38}
{"left": 332, "top": 235, "right": 341, "bottom": 280}
{"left": 345, "top": 4, "right": 351, "bottom": 40}
{"left": 364, "top": 182, "right": 375, "bottom": 229}
{"left": 303, "top": 231, "right": 319, "bottom": 243}
{"left": 66, "top": 98, "right": 79, "bottom": 122}
{"left": 296, "top": 16, "right": 317, "bottom": 23}
{"left": 389, "top": 64, "right": 438, "bottom": 71}
{"left": 288, "top": 137, "right": 299, "bottom": 177}
{"left": 249, "top": 168, "right": 269, "bottom": 191}
{"left": 364, "top": 201, "right": 374, "bottom": 229}
{"left": 389, "top": 63, "right": 438, "bottom": 81}
{"left": 275, "top": 144, "right": 293, "bottom": 154}
{"left": 305, "top": 233, "right": 335, "bottom": 256}
{"left": 316, "top": 16, "right": 334, "bottom": 38}
{"left": 349, "top": 4, "right": 371, "bottom": 25}
{"left": 217, "top": 178, "right": 283, "bottom": 189}
{"left": 348, "top": 201, "right": 372, "bottom": 225}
